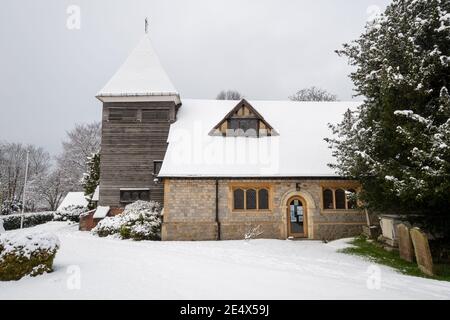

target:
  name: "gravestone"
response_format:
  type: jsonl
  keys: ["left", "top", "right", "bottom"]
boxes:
{"left": 397, "top": 224, "right": 414, "bottom": 262}
{"left": 410, "top": 228, "right": 434, "bottom": 276}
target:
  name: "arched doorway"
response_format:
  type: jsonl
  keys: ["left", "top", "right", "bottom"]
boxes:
{"left": 286, "top": 196, "right": 308, "bottom": 238}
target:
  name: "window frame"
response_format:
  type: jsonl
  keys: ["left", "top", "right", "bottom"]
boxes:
{"left": 258, "top": 188, "right": 269, "bottom": 210}
{"left": 119, "top": 188, "right": 150, "bottom": 204}
{"left": 108, "top": 107, "right": 138, "bottom": 122}
{"left": 233, "top": 188, "right": 245, "bottom": 210}
{"left": 141, "top": 109, "right": 169, "bottom": 122}
{"left": 228, "top": 118, "right": 260, "bottom": 137}
{"left": 322, "top": 188, "right": 334, "bottom": 210}
{"left": 230, "top": 184, "right": 272, "bottom": 212}
{"left": 321, "top": 186, "right": 360, "bottom": 211}
{"left": 335, "top": 189, "right": 346, "bottom": 209}
{"left": 153, "top": 160, "right": 163, "bottom": 176}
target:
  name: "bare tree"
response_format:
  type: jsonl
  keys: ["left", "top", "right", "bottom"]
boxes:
{"left": 57, "top": 122, "right": 101, "bottom": 190}
{"left": 0, "top": 143, "right": 51, "bottom": 213}
{"left": 216, "top": 90, "right": 243, "bottom": 100}
{"left": 289, "top": 86, "right": 338, "bottom": 102}
{"left": 28, "top": 169, "right": 67, "bottom": 211}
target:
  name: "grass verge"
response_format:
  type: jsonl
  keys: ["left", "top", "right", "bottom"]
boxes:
{"left": 340, "top": 236, "right": 450, "bottom": 282}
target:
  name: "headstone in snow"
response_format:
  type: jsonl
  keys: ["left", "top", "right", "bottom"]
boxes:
{"left": 0, "top": 219, "right": 5, "bottom": 233}
{"left": 397, "top": 224, "right": 414, "bottom": 262}
{"left": 410, "top": 228, "right": 434, "bottom": 276}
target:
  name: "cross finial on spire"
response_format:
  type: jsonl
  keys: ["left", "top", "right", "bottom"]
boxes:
{"left": 145, "top": 17, "right": 149, "bottom": 34}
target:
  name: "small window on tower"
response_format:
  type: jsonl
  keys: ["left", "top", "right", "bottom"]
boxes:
{"left": 153, "top": 160, "right": 163, "bottom": 175}
{"left": 142, "top": 109, "right": 169, "bottom": 122}
{"left": 109, "top": 108, "right": 137, "bottom": 122}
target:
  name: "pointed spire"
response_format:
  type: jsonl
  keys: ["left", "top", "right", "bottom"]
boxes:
{"left": 145, "top": 17, "right": 149, "bottom": 34}
{"left": 97, "top": 34, "right": 180, "bottom": 104}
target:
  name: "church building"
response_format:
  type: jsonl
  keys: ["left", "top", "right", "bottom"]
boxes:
{"left": 95, "top": 34, "right": 366, "bottom": 241}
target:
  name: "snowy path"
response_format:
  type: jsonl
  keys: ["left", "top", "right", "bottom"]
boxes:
{"left": 1, "top": 222, "right": 449, "bottom": 299}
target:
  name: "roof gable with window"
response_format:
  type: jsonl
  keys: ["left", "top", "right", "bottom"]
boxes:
{"left": 209, "top": 99, "right": 277, "bottom": 137}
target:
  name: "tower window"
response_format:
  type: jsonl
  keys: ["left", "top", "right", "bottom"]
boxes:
{"left": 142, "top": 109, "right": 169, "bottom": 122}
{"left": 153, "top": 160, "right": 163, "bottom": 175}
{"left": 109, "top": 108, "right": 137, "bottom": 121}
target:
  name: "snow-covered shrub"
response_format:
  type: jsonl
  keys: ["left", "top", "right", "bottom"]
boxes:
{"left": 1, "top": 199, "right": 23, "bottom": 215}
{"left": 0, "top": 212, "right": 55, "bottom": 231}
{"left": 53, "top": 205, "right": 87, "bottom": 223}
{"left": 0, "top": 231, "right": 60, "bottom": 281}
{"left": 92, "top": 200, "right": 162, "bottom": 241}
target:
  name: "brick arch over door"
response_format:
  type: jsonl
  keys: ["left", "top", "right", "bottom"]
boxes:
{"left": 280, "top": 189, "right": 317, "bottom": 239}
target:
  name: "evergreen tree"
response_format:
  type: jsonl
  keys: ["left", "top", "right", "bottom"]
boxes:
{"left": 327, "top": 0, "right": 450, "bottom": 231}
{"left": 82, "top": 152, "right": 100, "bottom": 201}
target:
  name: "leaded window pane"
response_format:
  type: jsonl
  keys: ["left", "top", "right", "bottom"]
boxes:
{"left": 335, "top": 189, "right": 346, "bottom": 209}
{"left": 323, "top": 189, "right": 334, "bottom": 209}
{"left": 258, "top": 189, "right": 269, "bottom": 209}
{"left": 246, "top": 189, "right": 257, "bottom": 209}
{"left": 233, "top": 189, "right": 244, "bottom": 210}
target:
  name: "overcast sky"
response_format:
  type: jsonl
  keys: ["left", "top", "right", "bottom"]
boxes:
{"left": 0, "top": 0, "right": 391, "bottom": 155}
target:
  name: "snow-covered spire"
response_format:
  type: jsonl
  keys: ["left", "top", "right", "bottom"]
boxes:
{"left": 97, "top": 34, "right": 180, "bottom": 104}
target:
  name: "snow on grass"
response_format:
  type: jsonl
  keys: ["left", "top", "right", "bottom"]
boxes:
{"left": 0, "top": 222, "right": 449, "bottom": 300}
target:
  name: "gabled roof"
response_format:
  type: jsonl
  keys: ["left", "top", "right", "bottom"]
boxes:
{"left": 158, "top": 99, "right": 361, "bottom": 178}
{"left": 209, "top": 99, "right": 277, "bottom": 136}
{"left": 57, "top": 192, "right": 88, "bottom": 211}
{"left": 96, "top": 35, "right": 180, "bottom": 104}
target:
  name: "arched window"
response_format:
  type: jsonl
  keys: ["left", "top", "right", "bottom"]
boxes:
{"left": 246, "top": 189, "right": 257, "bottom": 209}
{"left": 346, "top": 189, "right": 357, "bottom": 209}
{"left": 323, "top": 189, "right": 334, "bottom": 209}
{"left": 258, "top": 189, "right": 269, "bottom": 210}
{"left": 233, "top": 189, "right": 244, "bottom": 210}
{"left": 335, "top": 189, "right": 346, "bottom": 209}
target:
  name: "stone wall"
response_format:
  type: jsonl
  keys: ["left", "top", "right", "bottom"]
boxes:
{"left": 162, "top": 178, "right": 366, "bottom": 241}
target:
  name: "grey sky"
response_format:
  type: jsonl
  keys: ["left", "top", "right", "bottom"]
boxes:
{"left": 0, "top": 0, "right": 390, "bottom": 155}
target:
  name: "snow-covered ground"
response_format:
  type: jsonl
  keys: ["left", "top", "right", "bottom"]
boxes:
{"left": 1, "top": 222, "right": 449, "bottom": 300}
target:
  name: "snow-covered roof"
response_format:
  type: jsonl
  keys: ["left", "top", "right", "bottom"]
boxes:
{"left": 57, "top": 192, "right": 88, "bottom": 211}
{"left": 96, "top": 35, "right": 180, "bottom": 104}
{"left": 159, "top": 99, "right": 361, "bottom": 178}
{"left": 92, "top": 186, "right": 100, "bottom": 202}
{"left": 93, "top": 206, "right": 110, "bottom": 219}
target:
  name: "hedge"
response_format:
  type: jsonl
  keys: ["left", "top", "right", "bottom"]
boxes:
{"left": 0, "top": 212, "right": 55, "bottom": 231}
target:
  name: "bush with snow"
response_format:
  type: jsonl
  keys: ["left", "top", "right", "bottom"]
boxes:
{"left": 92, "top": 200, "right": 162, "bottom": 241}
{"left": 0, "top": 212, "right": 55, "bottom": 231}
{"left": 0, "top": 231, "right": 60, "bottom": 281}
{"left": 1, "top": 199, "right": 23, "bottom": 215}
{"left": 53, "top": 205, "right": 87, "bottom": 223}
